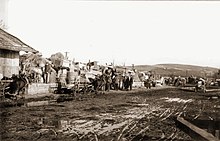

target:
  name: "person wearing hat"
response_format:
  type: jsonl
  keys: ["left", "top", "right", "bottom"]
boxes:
{"left": 125, "top": 71, "right": 133, "bottom": 91}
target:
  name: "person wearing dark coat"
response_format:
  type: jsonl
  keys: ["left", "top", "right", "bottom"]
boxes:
{"left": 128, "top": 75, "right": 133, "bottom": 90}
{"left": 124, "top": 76, "right": 129, "bottom": 90}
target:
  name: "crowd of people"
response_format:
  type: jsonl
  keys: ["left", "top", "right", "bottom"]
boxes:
{"left": 2, "top": 51, "right": 218, "bottom": 96}
{"left": 80, "top": 67, "right": 134, "bottom": 93}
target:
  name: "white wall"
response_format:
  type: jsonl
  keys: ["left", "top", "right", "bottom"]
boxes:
{"left": 0, "top": 50, "right": 19, "bottom": 78}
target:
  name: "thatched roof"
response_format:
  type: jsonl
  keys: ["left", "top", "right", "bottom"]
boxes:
{"left": 0, "top": 28, "right": 38, "bottom": 53}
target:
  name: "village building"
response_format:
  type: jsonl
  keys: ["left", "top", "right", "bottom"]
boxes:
{"left": 0, "top": 28, "right": 38, "bottom": 79}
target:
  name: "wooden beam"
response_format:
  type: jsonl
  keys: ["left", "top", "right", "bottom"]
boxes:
{"left": 206, "top": 89, "right": 220, "bottom": 92}
{"left": 177, "top": 116, "right": 220, "bottom": 141}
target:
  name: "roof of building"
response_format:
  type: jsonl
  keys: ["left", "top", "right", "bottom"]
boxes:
{"left": 0, "top": 28, "right": 38, "bottom": 53}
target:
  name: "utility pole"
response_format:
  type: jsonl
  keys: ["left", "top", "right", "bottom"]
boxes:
{"left": 124, "top": 62, "right": 126, "bottom": 74}
{"left": 64, "top": 52, "right": 69, "bottom": 60}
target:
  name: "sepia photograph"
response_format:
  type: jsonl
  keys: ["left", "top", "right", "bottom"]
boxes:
{"left": 0, "top": 0, "right": 220, "bottom": 140}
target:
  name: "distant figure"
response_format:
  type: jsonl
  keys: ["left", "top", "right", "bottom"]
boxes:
{"left": 57, "top": 78, "right": 62, "bottom": 93}
{"left": 128, "top": 75, "right": 133, "bottom": 90}
{"left": 118, "top": 75, "right": 124, "bottom": 90}
{"left": 125, "top": 73, "right": 133, "bottom": 91}
{"left": 124, "top": 76, "right": 129, "bottom": 90}
{"left": 114, "top": 74, "right": 119, "bottom": 90}
{"left": 195, "top": 78, "right": 206, "bottom": 93}
{"left": 105, "top": 72, "right": 112, "bottom": 91}
{"left": 44, "top": 62, "right": 52, "bottom": 83}
{"left": 112, "top": 74, "right": 119, "bottom": 90}
{"left": 122, "top": 75, "right": 126, "bottom": 90}
{"left": 144, "top": 79, "right": 151, "bottom": 89}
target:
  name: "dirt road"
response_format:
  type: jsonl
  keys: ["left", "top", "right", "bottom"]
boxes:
{"left": 1, "top": 87, "right": 220, "bottom": 141}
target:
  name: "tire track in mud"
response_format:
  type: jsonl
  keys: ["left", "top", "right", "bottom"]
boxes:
{"left": 2, "top": 88, "right": 216, "bottom": 141}
{"left": 52, "top": 95, "right": 194, "bottom": 140}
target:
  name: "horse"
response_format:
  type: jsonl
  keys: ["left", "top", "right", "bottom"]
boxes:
{"left": 4, "top": 74, "right": 29, "bottom": 99}
{"left": 144, "top": 79, "right": 152, "bottom": 89}
{"left": 187, "top": 76, "right": 197, "bottom": 85}
{"left": 89, "top": 74, "right": 106, "bottom": 94}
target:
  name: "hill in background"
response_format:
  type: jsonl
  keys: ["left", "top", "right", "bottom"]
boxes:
{"left": 128, "top": 64, "right": 219, "bottom": 78}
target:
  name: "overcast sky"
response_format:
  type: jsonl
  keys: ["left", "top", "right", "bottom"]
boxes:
{"left": 7, "top": 0, "right": 220, "bottom": 67}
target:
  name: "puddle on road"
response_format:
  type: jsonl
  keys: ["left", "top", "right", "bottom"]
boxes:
{"left": 41, "top": 104, "right": 162, "bottom": 136}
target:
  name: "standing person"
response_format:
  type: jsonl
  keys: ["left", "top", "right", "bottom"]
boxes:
{"left": 44, "top": 62, "right": 52, "bottom": 83}
{"left": 128, "top": 72, "right": 133, "bottom": 90}
{"left": 57, "top": 78, "right": 62, "bottom": 93}
{"left": 113, "top": 74, "right": 119, "bottom": 90}
{"left": 195, "top": 78, "right": 206, "bottom": 93}
{"left": 118, "top": 74, "right": 123, "bottom": 90}
{"left": 124, "top": 76, "right": 129, "bottom": 90}
{"left": 105, "top": 73, "right": 112, "bottom": 91}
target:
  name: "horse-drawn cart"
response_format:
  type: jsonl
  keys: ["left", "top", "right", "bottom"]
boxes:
{"left": 54, "top": 81, "right": 94, "bottom": 95}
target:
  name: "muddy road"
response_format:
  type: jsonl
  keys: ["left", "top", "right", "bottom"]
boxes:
{"left": 1, "top": 87, "right": 220, "bottom": 141}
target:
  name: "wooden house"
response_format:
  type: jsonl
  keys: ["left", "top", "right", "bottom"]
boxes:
{"left": 0, "top": 28, "right": 38, "bottom": 78}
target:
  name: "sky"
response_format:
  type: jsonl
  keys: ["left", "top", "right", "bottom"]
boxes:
{"left": 6, "top": 0, "right": 220, "bottom": 67}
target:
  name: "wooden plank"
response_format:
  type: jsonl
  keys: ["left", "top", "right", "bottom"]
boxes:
{"left": 0, "top": 80, "right": 13, "bottom": 83}
{"left": 179, "top": 87, "right": 195, "bottom": 92}
{"left": 177, "top": 117, "right": 220, "bottom": 141}
{"left": 206, "top": 89, "right": 220, "bottom": 92}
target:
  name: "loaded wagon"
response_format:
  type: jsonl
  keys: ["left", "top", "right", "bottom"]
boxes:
{"left": 54, "top": 74, "right": 94, "bottom": 94}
